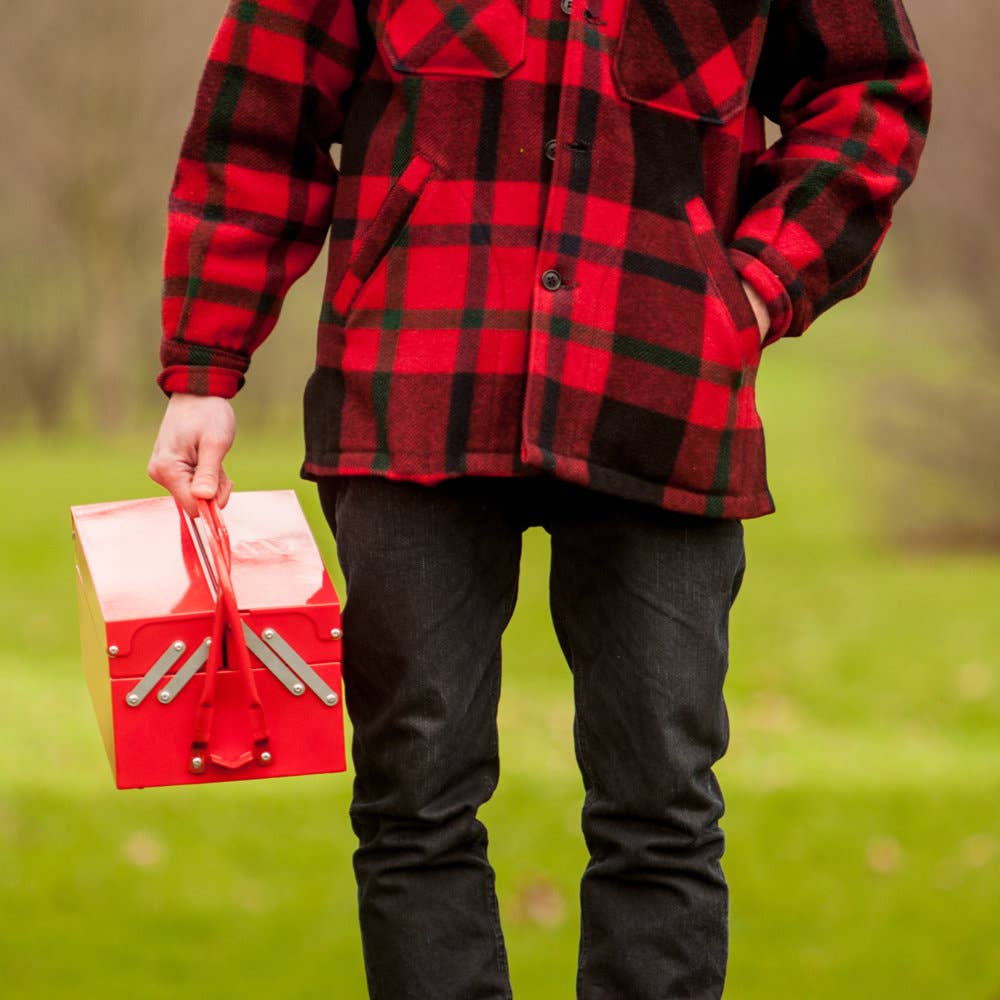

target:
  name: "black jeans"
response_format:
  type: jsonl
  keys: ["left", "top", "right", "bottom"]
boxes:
{"left": 317, "top": 475, "right": 746, "bottom": 1000}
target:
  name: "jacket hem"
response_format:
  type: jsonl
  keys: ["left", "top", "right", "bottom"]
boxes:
{"left": 300, "top": 450, "right": 776, "bottom": 520}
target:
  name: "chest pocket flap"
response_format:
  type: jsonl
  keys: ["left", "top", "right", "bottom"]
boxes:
{"left": 377, "top": 0, "right": 528, "bottom": 78}
{"left": 612, "top": 0, "right": 765, "bottom": 125}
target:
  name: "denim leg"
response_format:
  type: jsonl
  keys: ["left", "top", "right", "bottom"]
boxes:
{"left": 546, "top": 487, "right": 746, "bottom": 1000}
{"left": 317, "top": 476, "right": 523, "bottom": 1000}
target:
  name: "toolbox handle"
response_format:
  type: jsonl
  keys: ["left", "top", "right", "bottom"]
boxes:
{"left": 188, "top": 498, "right": 273, "bottom": 773}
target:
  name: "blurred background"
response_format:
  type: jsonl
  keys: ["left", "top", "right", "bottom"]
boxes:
{"left": 1, "top": 2, "right": 997, "bottom": 997}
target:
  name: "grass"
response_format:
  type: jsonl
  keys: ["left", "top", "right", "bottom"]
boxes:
{"left": 1, "top": 291, "right": 998, "bottom": 998}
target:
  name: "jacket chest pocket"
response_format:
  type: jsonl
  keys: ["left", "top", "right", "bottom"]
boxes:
{"left": 611, "top": 0, "right": 765, "bottom": 125}
{"left": 376, "top": 0, "right": 528, "bottom": 78}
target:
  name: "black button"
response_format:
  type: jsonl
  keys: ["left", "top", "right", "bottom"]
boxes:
{"left": 544, "top": 138, "right": 558, "bottom": 161}
{"left": 560, "top": 0, "right": 572, "bottom": 13}
{"left": 541, "top": 269, "right": 563, "bottom": 291}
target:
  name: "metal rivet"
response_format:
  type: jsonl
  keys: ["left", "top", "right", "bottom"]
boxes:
{"left": 292, "top": 683, "right": 305, "bottom": 695}
{"left": 324, "top": 692, "right": 339, "bottom": 706}
{"left": 173, "top": 640, "right": 185, "bottom": 653}
{"left": 126, "top": 693, "right": 140, "bottom": 707}
{"left": 330, "top": 628, "right": 343, "bottom": 640}
{"left": 158, "top": 690, "right": 172, "bottom": 704}
{"left": 263, "top": 628, "right": 275, "bottom": 640}
{"left": 259, "top": 751, "right": 272, "bottom": 764}
{"left": 108, "top": 645, "right": 120, "bottom": 657}
{"left": 544, "top": 138, "right": 557, "bottom": 161}
{"left": 540, "top": 268, "right": 563, "bottom": 291}
{"left": 190, "top": 756, "right": 205, "bottom": 772}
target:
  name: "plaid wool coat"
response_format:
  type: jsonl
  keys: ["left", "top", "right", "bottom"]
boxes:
{"left": 159, "top": 0, "right": 931, "bottom": 518}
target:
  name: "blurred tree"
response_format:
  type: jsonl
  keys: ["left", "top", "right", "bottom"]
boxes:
{"left": 866, "top": 0, "right": 1000, "bottom": 549}
{"left": 0, "top": 0, "right": 325, "bottom": 436}
{"left": 0, "top": 1, "right": 220, "bottom": 431}
{"left": 892, "top": 1, "right": 1000, "bottom": 316}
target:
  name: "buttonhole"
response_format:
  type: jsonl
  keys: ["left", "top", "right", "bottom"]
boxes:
{"left": 583, "top": 9, "right": 606, "bottom": 25}
{"left": 567, "top": 140, "right": 591, "bottom": 152}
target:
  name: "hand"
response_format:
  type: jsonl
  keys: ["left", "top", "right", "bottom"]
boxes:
{"left": 741, "top": 280, "right": 770, "bottom": 344}
{"left": 147, "top": 393, "right": 236, "bottom": 517}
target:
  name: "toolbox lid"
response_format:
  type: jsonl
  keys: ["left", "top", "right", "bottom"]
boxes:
{"left": 71, "top": 490, "right": 337, "bottom": 625}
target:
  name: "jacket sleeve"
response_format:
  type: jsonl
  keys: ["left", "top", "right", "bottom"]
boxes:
{"left": 729, "top": 0, "right": 932, "bottom": 346}
{"left": 158, "top": 0, "right": 370, "bottom": 398}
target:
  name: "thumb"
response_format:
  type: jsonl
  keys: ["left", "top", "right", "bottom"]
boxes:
{"left": 190, "top": 437, "right": 229, "bottom": 501}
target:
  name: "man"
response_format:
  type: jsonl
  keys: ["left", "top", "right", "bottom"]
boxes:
{"left": 148, "top": 2, "right": 931, "bottom": 996}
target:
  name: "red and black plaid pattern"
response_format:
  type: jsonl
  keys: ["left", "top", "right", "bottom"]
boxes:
{"left": 160, "top": 0, "right": 931, "bottom": 518}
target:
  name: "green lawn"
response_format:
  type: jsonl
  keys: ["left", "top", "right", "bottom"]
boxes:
{"left": 1, "top": 296, "right": 998, "bottom": 998}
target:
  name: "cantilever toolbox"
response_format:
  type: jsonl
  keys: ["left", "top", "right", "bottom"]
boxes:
{"left": 70, "top": 490, "right": 346, "bottom": 789}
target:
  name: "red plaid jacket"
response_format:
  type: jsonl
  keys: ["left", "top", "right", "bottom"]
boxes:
{"left": 159, "top": 0, "right": 931, "bottom": 518}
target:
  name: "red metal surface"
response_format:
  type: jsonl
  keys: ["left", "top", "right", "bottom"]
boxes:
{"left": 207, "top": 492, "right": 339, "bottom": 612}
{"left": 110, "top": 660, "right": 345, "bottom": 788}
{"left": 71, "top": 491, "right": 346, "bottom": 790}
{"left": 74, "top": 496, "right": 216, "bottom": 628}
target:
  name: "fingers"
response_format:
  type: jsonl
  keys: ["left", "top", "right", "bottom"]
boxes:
{"left": 148, "top": 451, "right": 199, "bottom": 517}
{"left": 217, "top": 467, "right": 234, "bottom": 509}
{"left": 190, "top": 434, "right": 229, "bottom": 503}
{"left": 741, "top": 279, "right": 771, "bottom": 343}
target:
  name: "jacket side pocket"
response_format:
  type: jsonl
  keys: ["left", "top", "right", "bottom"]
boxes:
{"left": 331, "top": 152, "right": 438, "bottom": 318}
{"left": 684, "top": 194, "right": 761, "bottom": 367}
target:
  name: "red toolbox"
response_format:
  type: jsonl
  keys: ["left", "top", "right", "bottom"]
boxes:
{"left": 71, "top": 490, "right": 346, "bottom": 789}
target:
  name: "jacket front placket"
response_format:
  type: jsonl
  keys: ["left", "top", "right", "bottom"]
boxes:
{"left": 522, "top": 0, "right": 614, "bottom": 482}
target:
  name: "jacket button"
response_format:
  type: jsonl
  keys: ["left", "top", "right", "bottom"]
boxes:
{"left": 540, "top": 268, "right": 563, "bottom": 291}
{"left": 560, "top": 0, "right": 572, "bottom": 13}
{"left": 544, "top": 138, "right": 558, "bottom": 161}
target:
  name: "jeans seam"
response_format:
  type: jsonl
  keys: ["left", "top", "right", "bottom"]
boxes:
{"left": 550, "top": 568, "right": 594, "bottom": 1000}
{"left": 491, "top": 579, "right": 519, "bottom": 998}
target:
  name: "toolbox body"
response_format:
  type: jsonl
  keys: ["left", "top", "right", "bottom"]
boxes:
{"left": 71, "top": 491, "right": 346, "bottom": 789}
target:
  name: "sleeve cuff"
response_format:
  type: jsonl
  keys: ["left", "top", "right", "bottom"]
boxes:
{"left": 156, "top": 365, "right": 245, "bottom": 399}
{"left": 728, "top": 247, "right": 797, "bottom": 346}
